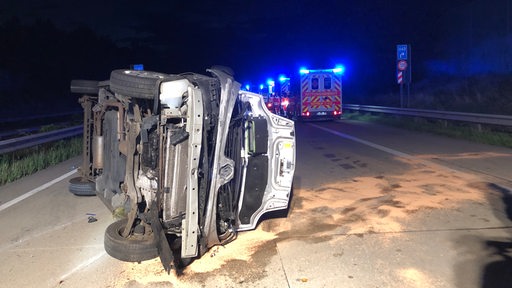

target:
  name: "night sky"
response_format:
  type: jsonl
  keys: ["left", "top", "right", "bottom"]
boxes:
{"left": 0, "top": 1, "right": 473, "bottom": 77}
{"left": 1, "top": 0, "right": 511, "bottom": 115}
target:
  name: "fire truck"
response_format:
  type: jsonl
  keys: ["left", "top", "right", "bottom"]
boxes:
{"left": 265, "top": 77, "right": 291, "bottom": 117}
{"left": 298, "top": 67, "right": 343, "bottom": 120}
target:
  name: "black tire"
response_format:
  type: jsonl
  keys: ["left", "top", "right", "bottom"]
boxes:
{"left": 104, "top": 218, "right": 159, "bottom": 262}
{"left": 68, "top": 177, "right": 96, "bottom": 196}
{"left": 109, "top": 69, "right": 170, "bottom": 99}
{"left": 70, "top": 80, "right": 100, "bottom": 95}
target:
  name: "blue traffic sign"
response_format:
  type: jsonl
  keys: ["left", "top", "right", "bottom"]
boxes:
{"left": 397, "top": 45, "right": 408, "bottom": 60}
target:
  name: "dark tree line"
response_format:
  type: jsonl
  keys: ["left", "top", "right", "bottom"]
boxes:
{"left": 0, "top": 18, "right": 138, "bottom": 119}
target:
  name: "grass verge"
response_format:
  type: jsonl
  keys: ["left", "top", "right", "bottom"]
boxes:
{"left": 0, "top": 137, "right": 82, "bottom": 186}
{"left": 343, "top": 111, "right": 512, "bottom": 148}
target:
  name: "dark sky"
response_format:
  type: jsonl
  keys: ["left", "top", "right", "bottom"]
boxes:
{"left": 0, "top": 0, "right": 483, "bottom": 89}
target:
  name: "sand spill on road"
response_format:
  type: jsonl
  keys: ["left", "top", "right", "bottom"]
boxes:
{"left": 274, "top": 157, "right": 487, "bottom": 237}
{"left": 112, "top": 157, "right": 490, "bottom": 287}
{"left": 396, "top": 268, "right": 440, "bottom": 288}
{"left": 112, "top": 228, "right": 277, "bottom": 287}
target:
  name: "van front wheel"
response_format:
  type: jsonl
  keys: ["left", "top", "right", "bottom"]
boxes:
{"left": 104, "top": 218, "right": 159, "bottom": 262}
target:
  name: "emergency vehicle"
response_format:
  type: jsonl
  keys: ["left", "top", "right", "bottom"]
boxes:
{"left": 265, "top": 77, "right": 290, "bottom": 117}
{"left": 298, "top": 67, "right": 343, "bottom": 120}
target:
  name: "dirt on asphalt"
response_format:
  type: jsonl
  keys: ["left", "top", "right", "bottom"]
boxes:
{"left": 110, "top": 156, "right": 492, "bottom": 287}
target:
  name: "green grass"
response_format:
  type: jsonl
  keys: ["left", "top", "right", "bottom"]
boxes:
{"left": 343, "top": 111, "right": 512, "bottom": 148}
{"left": 0, "top": 137, "right": 82, "bottom": 186}
{"left": 39, "top": 124, "right": 60, "bottom": 132}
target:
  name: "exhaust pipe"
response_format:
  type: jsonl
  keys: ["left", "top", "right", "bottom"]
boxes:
{"left": 93, "top": 135, "right": 104, "bottom": 169}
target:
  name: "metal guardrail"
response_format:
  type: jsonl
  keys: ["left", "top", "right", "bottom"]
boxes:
{"left": 0, "top": 125, "right": 82, "bottom": 154}
{"left": 0, "top": 111, "right": 82, "bottom": 124}
{"left": 343, "top": 104, "right": 512, "bottom": 127}
{"left": 2, "top": 105, "right": 511, "bottom": 154}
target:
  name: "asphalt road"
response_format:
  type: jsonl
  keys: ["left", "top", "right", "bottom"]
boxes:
{"left": 1, "top": 119, "right": 511, "bottom": 288}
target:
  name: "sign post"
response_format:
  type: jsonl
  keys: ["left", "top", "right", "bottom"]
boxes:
{"left": 396, "top": 44, "right": 411, "bottom": 107}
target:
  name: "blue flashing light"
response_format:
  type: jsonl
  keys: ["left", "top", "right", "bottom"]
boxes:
{"left": 267, "top": 79, "right": 275, "bottom": 86}
{"left": 279, "top": 75, "right": 290, "bottom": 82}
{"left": 245, "top": 84, "right": 250, "bottom": 91}
{"left": 299, "top": 66, "right": 346, "bottom": 75}
{"left": 333, "top": 65, "right": 345, "bottom": 75}
{"left": 132, "top": 64, "right": 144, "bottom": 71}
{"left": 259, "top": 84, "right": 264, "bottom": 90}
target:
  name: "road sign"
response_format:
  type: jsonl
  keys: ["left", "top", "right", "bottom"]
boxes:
{"left": 396, "top": 44, "right": 411, "bottom": 108}
{"left": 397, "top": 60, "right": 408, "bottom": 71}
{"left": 397, "top": 45, "right": 408, "bottom": 60}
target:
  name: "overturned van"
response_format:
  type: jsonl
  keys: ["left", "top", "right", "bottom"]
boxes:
{"left": 69, "top": 67, "right": 295, "bottom": 272}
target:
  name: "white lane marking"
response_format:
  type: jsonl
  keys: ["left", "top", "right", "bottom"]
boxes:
{"left": 0, "top": 169, "right": 77, "bottom": 213}
{"left": 310, "top": 123, "right": 414, "bottom": 159}
{"left": 59, "top": 251, "right": 107, "bottom": 281}
{"left": 309, "top": 123, "right": 461, "bottom": 173}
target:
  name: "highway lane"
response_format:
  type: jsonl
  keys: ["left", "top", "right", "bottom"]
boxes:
{"left": 0, "top": 119, "right": 511, "bottom": 287}
{"left": 0, "top": 158, "right": 113, "bottom": 287}
{"left": 316, "top": 119, "right": 512, "bottom": 182}
{"left": 285, "top": 120, "right": 512, "bottom": 287}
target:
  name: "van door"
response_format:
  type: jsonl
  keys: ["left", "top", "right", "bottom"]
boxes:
{"left": 237, "top": 92, "right": 296, "bottom": 231}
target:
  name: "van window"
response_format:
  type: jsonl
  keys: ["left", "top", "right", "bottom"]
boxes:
{"left": 324, "top": 77, "right": 331, "bottom": 89}
{"left": 311, "top": 78, "right": 319, "bottom": 90}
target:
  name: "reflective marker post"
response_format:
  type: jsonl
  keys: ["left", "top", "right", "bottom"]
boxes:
{"left": 397, "top": 60, "right": 407, "bottom": 108}
{"left": 396, "top": 44, "right": 411, "bottom": 108}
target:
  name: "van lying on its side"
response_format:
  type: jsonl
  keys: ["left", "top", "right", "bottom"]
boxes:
{"left": 69, "top": 67, "right": 296, "bottom": 272}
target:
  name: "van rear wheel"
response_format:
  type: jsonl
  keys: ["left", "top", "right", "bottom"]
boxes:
{"left": 109, "top": 70, "right": 170, "bottom": 99}
{"left": 68, "top": 177, "right": 96, "bottom": 196}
